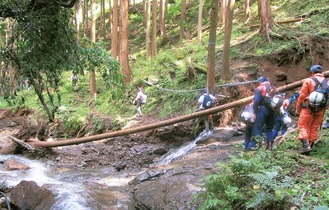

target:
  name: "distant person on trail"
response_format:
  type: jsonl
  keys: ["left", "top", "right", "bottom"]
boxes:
{"left": 69, "top": 73, "right": 79, "bottom": 91}
{"left": 246, "top": 76, "right": 278, "bottom": 151}
{"left": 272, "top": 92, "right": 300, "bottom": 140}
{"left": 196, "top": 89, "right": 217, "bottom": 132}
{"left": 295, "top": 64, "right": 329, "bottom": 152}
{"left": 133, "top": 87, "right": 147, "bottom": 117}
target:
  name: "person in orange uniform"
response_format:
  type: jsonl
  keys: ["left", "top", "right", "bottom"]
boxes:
{"left": 295, "top": 64, "right": 327, "bottom": 152}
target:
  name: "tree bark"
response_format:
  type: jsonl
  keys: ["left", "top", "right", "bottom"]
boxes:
{"left": 207, "top": 0, "right": 219, "bottom": 94}
{"left": 159, "top": 0, "right": 169, "bottom": 44}
{"left": 143, "top": 0, "right": 147, "bottom": 27}
{"left": 119, "top": 0, "right": 131, "bottom": 84}
{"left": 151, "top": 0, "right": 158, "bottom": 57}
{"left": 219, "top": 0, "right": 228, "bottom": 26}
{"left": 145, "top": 0, "right": 151, "bottom": 59}
{"left": 90, "top": 0, "right": 97, "bottom": 97}
{"left": 83, "top": 0, "right": 88, "bottom": 38}
{"left": 197, "top": 0, "right": 203, "bottom": 43}
{"left": 28, "top": 71, "right": 323, "bottom": 148}
{"left": 111, "top": 0, "right": 119, "bottom": 59}
{"left": 244, "top": 0, "right": 251, "bottom": 24}
{"left": 221, "top": 0, "right": 235, "bottom": 81}
{"left": 101, "top": 0, "right": 106, "bottom": 39}
{"left": 74, "top": 1, "right": 81, "bottom": 42}
{"left": 179, "top": 0, "right": 186, "bottom": 39}
{"left": 258, "top": 0, "right": 273, "bottom": 42}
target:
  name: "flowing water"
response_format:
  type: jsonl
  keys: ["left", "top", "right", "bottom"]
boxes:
{"left": 157, "top": 129, "right": 212, "bottom": 165}
{"left": 0, "top": 154, "right": 138, "bottom": 209}
{"left": 0, "top": 130, "right": 211, "bottom": 209}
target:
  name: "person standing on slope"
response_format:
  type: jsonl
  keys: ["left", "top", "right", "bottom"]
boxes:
{"left": 295, "top": 64, "right": 329, "bottom": 152}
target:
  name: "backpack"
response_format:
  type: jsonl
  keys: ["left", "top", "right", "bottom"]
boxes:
{"left": 240, "top": 103, "right": 255, "bottom": 124}
{"left": 140, "top": 93, "right": 147, "bottom": 104}
{"left": 202, "top": 94, "right": 214, "bottom": 109}
{"left": 262, "top": 83, "right": 283, "bottom": 111}
{"left": 308, "top": 77, "right": 329, "bottom": 108}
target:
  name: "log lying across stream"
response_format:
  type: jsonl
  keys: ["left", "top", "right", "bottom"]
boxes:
{"left": 28, "top": 71, "right": 329, "bottom": 148}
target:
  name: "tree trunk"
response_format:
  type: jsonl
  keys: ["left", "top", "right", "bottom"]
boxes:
{"left": 219, "top": 0, "right": 228, "bottom": 26}
{"left": 101, "top": 0, "right": 106, "bottom": 39}
{"left": 143, "top": 0, "right": 147, "bottom": 27}
{"left": 159, "top": 0, "right": 169, "bottom": 44}
{"left": 221, "top": 0, "right": 235, "bottom": 81}
{"left": 197, "top": 0, "right": 203, "bottom": 43}
{"left": 111, "top": 0, "right": 119, "bottom": 59}
{"left": 151, "top": 0, "right": 158, "bottom": 57}
{"left": 258, "top": 0, "right": 273, "bottom": 42}
{"left": 83, "top": 0, "right": 88, "bottom": 38}
{"left": 207, "top": 0, "right": 219, "bottom": 94}
{"left": 90, "top": 0, "right": 97, "bottom": 97}
{"left": 244, "top": 0, "right": 251, "bottom": 24}
{"left": 28, "top": 71, "right": 320, "bottom": 148}
{"left": 145, "top": 0, "right": 151, "bottom": 59}
{"left": 179, "top": 0, "right": 186, "bottom": 39}
{"left": 29, "top": 79, "right": 55, "bottom": 122}
{"left": 74, "top": 1, "right": 81, "bottom": 42}
{"left": 119, "top": 0, "right": 131, "bottom": 84}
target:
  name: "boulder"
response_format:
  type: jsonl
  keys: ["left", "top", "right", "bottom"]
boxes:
{"left": 10, "top": 180, "right": 55, "bottom": 210}
{"left": 5, "top": 159, "right": 30, "bottom": 171}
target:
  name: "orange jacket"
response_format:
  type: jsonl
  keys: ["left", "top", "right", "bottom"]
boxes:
{"left": 296, "top": 73, "right": 326, "bottom": 111}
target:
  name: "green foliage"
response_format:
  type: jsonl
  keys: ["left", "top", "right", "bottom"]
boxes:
{"left": 78, "top": 39, "right": 124, "bottom": 97}
{"left": 193, "top": 144, "right": 329, "bottom": 210}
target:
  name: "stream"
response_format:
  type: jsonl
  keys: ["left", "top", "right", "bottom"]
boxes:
{"left": 0, "top": 130, "right": 211, "bottom": 209}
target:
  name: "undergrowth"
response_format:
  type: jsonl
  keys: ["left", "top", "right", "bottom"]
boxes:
{"left": 192, "top": 133, "right": 329, "bottom": 210}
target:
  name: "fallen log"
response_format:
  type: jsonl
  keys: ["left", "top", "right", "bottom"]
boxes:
{"left": 250, "top": 18, "right": 304, "bottom": 28}
{"left": 28, "top": 71, "right": 329, "bottom": 148}
{"left": 4, "top": 135, "right": 36, "bottom": 151}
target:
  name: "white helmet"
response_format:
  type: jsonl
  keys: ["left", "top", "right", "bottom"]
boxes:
{"left": 241, "top": 111, "right": 254, "bottom": 123}
{"left": 308, "top": 91, "right": 325, "bottom": 107}
{"left": 271, "top": 97, "right": 283, "bottom": 109}
{"left": 283, "top": 116, "right": 292, "bottom": 125}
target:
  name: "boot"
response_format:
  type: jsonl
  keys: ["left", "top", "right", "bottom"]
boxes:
{"left": 310, "top": 142, "right": 315, "bottom": 148}
{"left": 301, "top": 139, "right": 311, "bottom": 152}
{"left": 266, "top": 141, "right": 274, "bottom": 150}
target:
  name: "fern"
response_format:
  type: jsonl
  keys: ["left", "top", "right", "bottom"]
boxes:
{"left": 246, "top": 192, "right": 269, "bottom": 209}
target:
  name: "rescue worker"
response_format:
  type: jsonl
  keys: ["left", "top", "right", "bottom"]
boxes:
{"left": 240, "top": 102, "right": 255, "bottom": 151}
{"left": 246, "top": 76, "right": 276, "bottom": 151}
{"left": 196, "top": 89, "right": 217, "bottom": 132}
{"left": 295, "top": 64, "right": 328, "bottom": 152}
{"left": 272, "top": 92, "right": 300, "bottom": 139}
{"left": 133, "top": 87, "right": 147, "bottom": 117}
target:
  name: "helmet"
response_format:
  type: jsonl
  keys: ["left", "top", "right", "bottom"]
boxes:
{"left": 308, "top": 91, "right": 325, "bottom": 107}
{"left": 270, "top": 97, "right": 284, "bottom": 109}
{"left": 257, "top": 76, "right": 268, "bottom": 83}
{"left": 201, "top": 88, "right": 207, "bottom": 94}
{"left": 310, "top": 65, "right": 322, "bottom": 73}
{"left": 240, "top": 111, "right": 254, "bottom": 123}
{"left": 283, "top": 116, "right": 292, "bottom": 125}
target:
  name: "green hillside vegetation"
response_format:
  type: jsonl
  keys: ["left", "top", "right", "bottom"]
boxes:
{"left": 0, "top": 0, "right": 329, "bottom": 208}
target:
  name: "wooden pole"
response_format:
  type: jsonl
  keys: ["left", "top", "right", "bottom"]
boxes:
{"left": 28, "top": 71, "right": 329, "bottom": 148}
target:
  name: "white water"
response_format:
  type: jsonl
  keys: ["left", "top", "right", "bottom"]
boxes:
{"left": 0, "top": 154, "right": 135, "bottom": 210}
{"left": 0, "top": 131, "right": 213, "bottom": 209}
{"left": 157, "top": 129, "right": 212, "bottom": 165}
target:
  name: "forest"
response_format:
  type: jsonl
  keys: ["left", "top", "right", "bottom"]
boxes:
{"left": 0, "top": 0, "right": 329, "bottom": 209}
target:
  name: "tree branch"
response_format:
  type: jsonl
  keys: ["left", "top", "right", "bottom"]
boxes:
{"left": 0, "top": 0, "right": 77, "bottom": 18}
